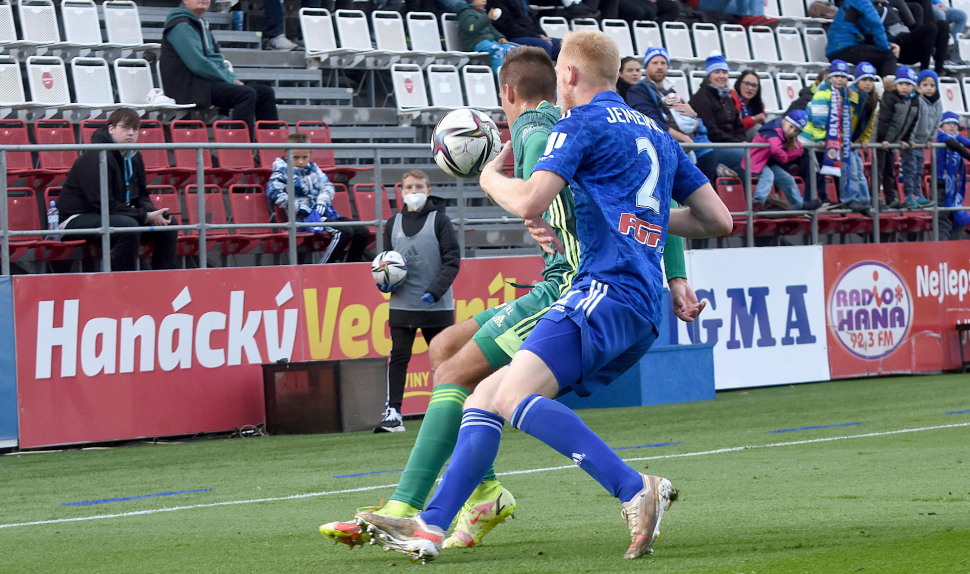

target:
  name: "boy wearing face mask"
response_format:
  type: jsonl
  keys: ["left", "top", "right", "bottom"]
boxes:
{"left": 375, "top": 170, "right": 461, "bottom": 433}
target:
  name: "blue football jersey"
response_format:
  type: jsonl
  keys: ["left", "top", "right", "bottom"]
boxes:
{"left": 533, "top": 91, "right": 708, "bottom": 328}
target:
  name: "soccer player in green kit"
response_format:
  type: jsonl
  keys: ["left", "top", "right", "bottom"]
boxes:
{"left": 320, "top": 46, "right": 704, "bottom": 549}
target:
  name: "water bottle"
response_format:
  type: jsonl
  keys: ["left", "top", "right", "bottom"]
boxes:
{"left": 231, "top": 10, "right": 244, "bottom": 31}
{"left": 46, "top": 200, "right": 59, "bottom": 241}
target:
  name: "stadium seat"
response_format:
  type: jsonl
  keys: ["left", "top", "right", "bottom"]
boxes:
{"left": 102, "top": 0, "right": 158, "bottom": 49}
{"left": 18, "top": 0, "right": 68, "bottom": 45}
{"left": 335, "top": 9, "right": 394, "bottom": 64}
{"left": 664, "top": 69, "right": 690, "bottom": 97}
{"left": 803, "top": 28, "right": 827, "bottom": 63}
{"left": 70, "top": 57, "right": 121, "bottom": 110}
{"left": 462, "top": 65, "right": 502, "bottom": 111}
{"left": 775, "top": 27, "right": 807, "bottom": 63}
{"left": 406, "top": 12, "right": 465, "bottom": 58}
{"left": 171, "top": 119, "right": 228, "bottom": 186}
{"left": 5, "top": 187, "right": 85, "bottom": 265}
{"left": 691, "top": 23, "right": 722, "bottom": 61}
{"left": 25, "top": 56, "right": 77, "bottom": 114}
{"left": 113, "top": 58, "right": 192, "bottom": 110}
{"left": 79, "top": 118, "right": 105, "bottom": 143}
{"left": 228, "top": 184, "right": 312, "bottom": 256}
{"left": 294, "top": 120, "right": 372, "bottom": 183}
{"left": 716, "top": 177, "right": 747, "bottom": 212}
{"left": 570, "top": 18, "right": 599, "bottom": 32}
{"left": 427, "top": 64, "right": 464, "bottom": 108}
{"left": 331, "top": 182, "right": 354, "bottom": 219}
{"left": 0, "top": 0, "right": 34, "bottom": 50}
{"left": 764, "top": 0, "right": 780, "bottom": 18}
{"left": 962, "top": 77, "right": 970, "bottom": 114}
{"left": 759, "top": 72, "right": 781, "bottom": 112}
{"left": 255, "top": 120, "right": 290, "bottom": 170}
{"left": 0, "top": 119, "right": 40, "bottom": 187}
{"left": 776, "top": 72, "right": 803, "bottom": 112}
{"left": 689, "top": 70, "right": 706, "bottom": 95}
{"left": 441, "top": 13, "right": 464, "bottom": 52}
{"left": 213, "top": 120, "right": 269, "bottom": 186}
{"left": 352, "top": 183, "right": 393, "bottom": 250}
{"left": 137, "top": 118, "right": 188, "bottom": 187}
{"left": 300, "top": 8, "right": 358, "bottom": 64}
{"left": 33, "top": 119, "right": 76, "bottom": 185}
{"left": 662, "top": 22, "right": 694, "bottom": 60}
{"left": 0, "top": 54, "right": 47, "bottom": 116}
{"left": 539, "top": 16, "right": 569, "bottom": 39}
{"left": 779, "top": 0, "right": 810, "bottom": 20}
{"left": 390, "top": 63, "right": 444, "bottom": 117}
{"left": 601, "top": 20, "right": 635, "bottom": 58}
{"left": 372, "top": 10, "right": 409, "bottom": 53}
{"left": 632, "top": 20, "right": 662, "bottom": 56}
{"left": 748, "top": 26, "right": 779, "bottom": 63}
{"left": 185, "top": 184, "right": 262, "bottom": 258}
{"left": 720, "top": 24, "right": 752, "bottom": 61}
{"left": 61, "top": 0, "right": 110, "bottom": 48}
{"left": 939, "top": 76, "right": 965, "bottom": 114}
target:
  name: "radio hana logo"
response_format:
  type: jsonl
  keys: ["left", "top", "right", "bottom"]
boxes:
{"left": 829, "top": 261, "right": 912, "bottom": 360}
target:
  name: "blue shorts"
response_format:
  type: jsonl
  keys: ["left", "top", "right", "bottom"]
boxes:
{"left": 521, "top": 281, "right": 658, "bottom": 398}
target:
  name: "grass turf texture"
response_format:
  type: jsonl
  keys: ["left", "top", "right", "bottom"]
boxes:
{"left": 2, "top": 374, "right": 969, "bottom": 573}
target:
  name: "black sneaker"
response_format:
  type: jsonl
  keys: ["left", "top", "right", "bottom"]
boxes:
{"left": 374, "top": 407, "right": 405, "bottom": 433}
{"left": 801, "top": 199, "right": 823, "bottom": 211}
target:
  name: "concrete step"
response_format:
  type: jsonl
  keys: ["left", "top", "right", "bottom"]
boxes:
{"left": 223, "top": 48, "right": 307, "bottom": 68}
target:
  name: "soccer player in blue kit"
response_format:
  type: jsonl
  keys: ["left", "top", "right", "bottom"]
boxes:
{"left": 356, "top": 30, "right": 733, "bottom": 563}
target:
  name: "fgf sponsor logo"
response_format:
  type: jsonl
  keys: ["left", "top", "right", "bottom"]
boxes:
{"left": 828, "top": 261, "right": 912, "bottom": 360}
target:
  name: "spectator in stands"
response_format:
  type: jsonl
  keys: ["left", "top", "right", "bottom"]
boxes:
{"left": 745, "top": 110, "right": 822, "bottom": 211}
{"left": 375, "top": 169, "right": 460, "bottom": 432}
{"left": 56, "top": 108, "right": 178, "bottom": 272}
{"left": 487, "top": 0, "right": 561, "bottom": 60}
{"left": 882, "top": 0, "right": 949, "bottom": 76}
{"left": 689, "top": 52, "right": 747, "bottom": 178}
{"left": 932, "top": 0, "right": 968, "bottom": 62}
{"left": 695, "top": 0, "right": 778, "bottom": 28}
{"left": 261, "top": 0, "right": 297, "bottom": 50}
{"left": 877, "top": 66, "right": 921, "bottom": 209}
{"left": 627, "top": 47, "right": 718, "bottom": 181}
{"left": 785, "top": 69, "right": 827, "bottom": 116}
{"left": 161, "top": 0, "right": 279, "bottom": 141}
{"left": 732, "top": 70, "right": 766, "bottom": 141}
{"left": 560, "top": 0, "right": 620, "bottom": 20}
{"left": 826, "top": 0, "right": 900, "bottom": 77}
{"left": 455, "top": 0, "right": 514, "bottom": 75}
{"left": 801, "top": 60, "right": 855, "bottom": 205}
{"left": 844, "top": 62, "right": 881, "bottom": 215}
{"left": 266, "top": 133, "right": 370, "bottom": 263}
{"left": 899, "top": 70, "right": 942, "bottom": 208}
{"left": 935, "top": 112, "right": 970, "bottom": 239}
{"left": 618, "top": 0, "right": 680, "bottom": 26}
{"left": 616, "top": 56, "right": 641, "bottom": 101}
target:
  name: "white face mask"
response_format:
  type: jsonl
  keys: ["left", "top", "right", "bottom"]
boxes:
{"left": 404, "top": 193, "right": 427, "bottom": 212}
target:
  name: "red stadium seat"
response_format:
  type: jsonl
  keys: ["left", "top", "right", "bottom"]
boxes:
{"left": 255, "top": 120, "right": 289, "bottom": 169}
{"left": 0, "top": 120, "right": 35, "bottom": 187}
{"left": 213, "top": 120, "right": 269, "bottom": 186}
{"left": 716, "top": 177, "right": 747, "bottom": 212}
{"left": 331, "top": 183, "right": 354, "bottom": 219}
{"left": 5, "top": 188, "right": 84, "bottom": 264}
{"left": 295, "top": 120, "right": 373, "bottom": 183}
{"left": 80, "top": 119, "right": 108, "bottom": 144}
{"left": 228, "top": 184, "right": 310, "bottom": 255}
{"left": 171, "top": 120, "right": 232, "bottom": 187}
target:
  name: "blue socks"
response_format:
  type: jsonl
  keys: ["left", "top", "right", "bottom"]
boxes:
{"left": 512, "top": 394, "right": 644, "bottom": 503}
{"left": 420, "top": 408, "right": 504, "bottom": 530}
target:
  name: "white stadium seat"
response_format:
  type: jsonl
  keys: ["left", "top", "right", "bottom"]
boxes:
{"left": 689, "top": 70, "right": 706, "bottom": 94}
{"left": 301, "top": 8, "right": 350, "bottom": 57}
{"left": 570, "top": 18, "right": 599, "bottom": 32}
{"left": 18, "top": 0, "right": 60, "bottom": 43}
{"left": 0, "top": 54, "right": 30, "bottom": 109}
{"left": 803, "top": 28, "right": 828, "bottom": 63}
{"left": 662, "top": 21, "right": 694, "bottom": 60}
{"left": 426, "top": 64, "right": 463, "bottom": 108}
{"left": 765, "top": 0, "right": 780, "bottom": 18}
{"left": 102, "top": 0, "right": 157, "bottom": 48}
{"left": 633, "top": 20, "right": 662, "bottom": 56}
{"left": 692, "top": 23, "right": 722, "bottom": 61}
{"left": 779, "top": 0, "right": 807, "bottom": 18}
{"left": 60, "top": 0, "right": 104, "bottom": 46}
{"left": 25, "top": 55, "right": 70, "bottom": 105}
{"left": 776, "top": 72, "right": 803, "bottom": 112}
{"left": 665, "top": 69, "right": 690, "bottom": 98}
{"left": 371, "top": 11, "right": 410, "bottom": 53}
{"left": 758, "top": 72, "right": 780, "bottom": 112}
{"left": 602, "top": 19, "right": 635, "bottom": 58}
{"left": 334, "top": 10, "right": 375, "bottom": 51}
{"left": 539, "top": 16, "right": 569, "bottom": 39}
{"left": 720, "top": 24, "right": 751, "bottom": 61}
{"left": 962, "top": 77, "right": 970, "bottom": 113}
{"left": 776, "top": 27, "right": 807, "bottom": 63}
{"left": 407, "top": 12, "right": 463, "bottom": 57}
{"left": 462, "top": 65, "right": 502, "bottom": 111}
{"left": 749, "top": 26, "right": 779, "bottom": 63}
{"left": 113, "top": 58, "right": 191, "bottom": 110}
{"left": 70, "top": 57, "right": 119, "bottom": 107}
{"left": 391, "top": 63, "right": 441, "bottom": 116}
{"left": 939, "top": 76, "right": 965, "bottom": 113}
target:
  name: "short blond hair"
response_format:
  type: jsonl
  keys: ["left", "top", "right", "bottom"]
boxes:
{"left": 401, "top": 169, "right": 430, "bottom": 186}
{"left": 559, "top": 30, "right": 620, "bottom": 87}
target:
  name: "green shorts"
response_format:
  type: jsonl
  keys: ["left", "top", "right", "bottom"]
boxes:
{"left": 471, "top": 280, "right": 563, "bottom": 371}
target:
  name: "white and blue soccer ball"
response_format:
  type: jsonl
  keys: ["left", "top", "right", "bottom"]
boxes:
{"left": 372, "top": 250, "right": 408, "bottom": 286}
{"left": 431, "top": 108, "right": 502, "bottom": 178}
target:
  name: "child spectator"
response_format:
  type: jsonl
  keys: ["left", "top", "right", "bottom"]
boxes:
{"left": 663, "top": 91, "right": 714, "bottom": 169}
{"left": 266, "top": 133, "right": 369, "bottom": 263}
{"left": 802, "top": 60, "right": 855, "bottom": 204}
{"left": 876, "top": 66, "right": 921, "bottom": 209}
{"left": 375, "top": 169, "right": 460, "bottom": 432}
{"left": 745, "top": 110, "right": 822, "bottom": 211}
{"left": 899, "top": 70, "right": 942, "bottom": 208}
{"left": 844, "top": 62, "right": 882, "bottom": 215}
{"left": 455, "top": 0, "right": 514, "bottom": 75}
{"left": 934, "top": 112, "right": 970, "bottom": 240}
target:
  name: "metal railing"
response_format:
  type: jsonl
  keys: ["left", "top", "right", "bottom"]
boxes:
{"left": 1, "top": 139, "right": 967, "bottom": 276}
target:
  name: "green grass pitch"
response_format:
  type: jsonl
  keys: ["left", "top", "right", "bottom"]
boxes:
{"left": 1, "top": 373, "right": 969, "bottom": 573}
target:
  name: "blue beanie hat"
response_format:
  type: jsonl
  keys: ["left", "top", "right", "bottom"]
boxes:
{"left": 643, "top": 46, "right": 670, "bottom": 67}
{"left": 784, "top": 109, "right": 808, "bottom": 131}
{"left": 917, "top": 69, "right": 939, "bottom": 87}
{"left": 895, "top": 66, "right": 917, "bottom": 85}
{"left": 854, "top": 62, "right": 878, "bottom": 82}
{"left": 828, "top": 59, "right": 852, "bottom": 79}
{"left": 941, "top": 111, "right": 961, "bottom": 126}
{"left": 704, "top": 51, "right": 729, "bottom": 76}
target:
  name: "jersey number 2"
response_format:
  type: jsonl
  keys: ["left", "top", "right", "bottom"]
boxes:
{"left": 636, "top": 137, "right": 660, "bottom": 213}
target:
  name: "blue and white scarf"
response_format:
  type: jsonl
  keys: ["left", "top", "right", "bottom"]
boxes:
{"left": 821, "top": 86, "right": 851, "bottom": 181}
{"left": 936, "top": 131, "right": 970, "bottom": 227}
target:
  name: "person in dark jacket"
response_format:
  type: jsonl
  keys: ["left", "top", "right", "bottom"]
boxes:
{"left": 876, "top": 66, "right": 921, "bottom": 207}
{"left": 374, "top": 169, "right": 460, "bottom": 433}
{"left": 487, "top": 0, "right": 560, "bottom": 59}
{"left": 826, "top": 0, "right": 900, "bottom": 76}
{"left": 455, "top": 0, "right": 513, "bottom": 75}
{"left": 616, "top": 56, "right": 641, "bottom": 101}
{"left": 160, "top": 0, "right": 278, "bottom": 140}
{"left": 689, "top": 52, "right": 747, "bottom": 177}
{"left": 56, "top": 108, "right": 178, "bottom": 272}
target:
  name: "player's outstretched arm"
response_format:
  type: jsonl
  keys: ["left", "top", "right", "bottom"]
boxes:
{"left": 669, "top": 183, "right": 733, "bottom": 239}
{"left": 480, "top": 142, "right": 567, "bottom": 220}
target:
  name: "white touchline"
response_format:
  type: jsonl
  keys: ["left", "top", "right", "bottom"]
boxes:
{"left": 2, "top": 422, "right": 967, "bottom": 530}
